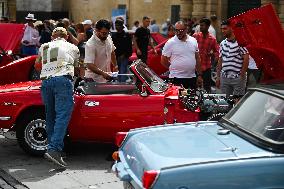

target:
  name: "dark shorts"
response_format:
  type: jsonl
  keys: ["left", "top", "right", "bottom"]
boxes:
{"left": 137, "top": 51, "right": 148, "bottom": 64}
{"left": 169, "top": 77, "right": 197, "bottom": 89}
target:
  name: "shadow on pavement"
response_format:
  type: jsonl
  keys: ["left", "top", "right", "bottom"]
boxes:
{"left": 0, "top": 137, "right": 122, "bottom": 189}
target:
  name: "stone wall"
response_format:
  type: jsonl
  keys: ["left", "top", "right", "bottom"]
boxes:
{"left": 69, "top": 0, "right": 115, "bottom": 23}
{"left": 69, "top": 0, "right": 172, "bottom": 28}
{"left": 7, "top": 0, "right": 16, "bottom": 21}
{"left": 16, "top": 0, "right": 53, "bottom": 12}
{"left": 15, "top": 0, "right": 68, "bottom": 22}
{"left": 5, "top": 0, "right": 284, "bottom": 27}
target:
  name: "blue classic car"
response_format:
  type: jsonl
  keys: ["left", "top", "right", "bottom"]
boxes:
{"left": 112, "top": 83, "right": 284, "bottom": 189}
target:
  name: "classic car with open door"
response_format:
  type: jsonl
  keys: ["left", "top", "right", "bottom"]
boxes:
{"left": 0, "top": 59, "right": 202, "bottom": 156}
{"left": 0, "top": 58, "right": 233, "bottom": 156}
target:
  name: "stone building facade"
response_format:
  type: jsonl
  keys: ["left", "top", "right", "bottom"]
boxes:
{"left": 3, "top": 0, "right": 284, "bottom": 25}
{"left": 69, "top": 0, "right": 284, "bottom": 27}
{"left": 13, "top": 0, "right": 69, "bottom": 22}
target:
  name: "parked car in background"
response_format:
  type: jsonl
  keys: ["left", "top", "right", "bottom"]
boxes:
{"left": 0, "top": 55, "right": 38, "bottom": 85}
{"left": 0, "top": 23, "right": 24, "bottom": 66}
{"left": 112, "top": 4, "right": 284, "bottom": 189}
{"left": 0, "top": 23, "right": 38, "bottom": 85}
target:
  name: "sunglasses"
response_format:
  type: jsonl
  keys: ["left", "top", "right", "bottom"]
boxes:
{"left": 175, "top": 28, "right": 186, "bottom": 33}
{"left": 98, "top": 30, "right": 110, "bottom": 35}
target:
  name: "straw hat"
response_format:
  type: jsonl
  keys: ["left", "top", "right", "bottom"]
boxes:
{"left": 25, "top": 13, "right": 37, "bottom": 21}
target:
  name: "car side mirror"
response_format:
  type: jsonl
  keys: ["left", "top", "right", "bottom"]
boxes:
{"left": 6, "top": 50, "right": 12, "bottom": 56}
{"left": 140, "top": 83, "right": 148, "bottom": 97}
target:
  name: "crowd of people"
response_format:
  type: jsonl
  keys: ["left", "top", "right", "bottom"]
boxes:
{"left": 1, "top": 12, "right": 262, "bottom": 167}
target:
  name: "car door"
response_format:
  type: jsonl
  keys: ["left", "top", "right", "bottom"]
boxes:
{"left": 75, "top": 93, "right": 165, "bottom": 142}
{"left": 147, "top": 40, "right": 168, "bottom": 76}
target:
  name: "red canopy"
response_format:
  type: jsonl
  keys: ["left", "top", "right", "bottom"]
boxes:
{"left": 0, "top": 23, "right": 25, "bottom": 52}
{"left": 229, "top": 4, "right": 284, "bottom": 81}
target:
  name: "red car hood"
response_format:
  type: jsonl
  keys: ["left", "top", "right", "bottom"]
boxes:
{"left": 229, "top": 4, "right": 284, "bottom": 81}
{"left": 0, "top": 23, "right": 25, "bottom": 52}
{"left": 0, "top": 80, "right": 41, "bottom": 93}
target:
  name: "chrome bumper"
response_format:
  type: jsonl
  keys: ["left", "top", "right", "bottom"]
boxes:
{"left": 0, "top": 116, "right": 11, "bottom": 121}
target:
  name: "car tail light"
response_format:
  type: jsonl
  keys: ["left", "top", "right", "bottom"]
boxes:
{"left": 142, "top": 170, "right": 160, "bottom": 189}
{"left": 112, "top": 151, "right": 119, "bottom": 161}
{"left": 115, "top": 132, "right": 128, "bottom": 147}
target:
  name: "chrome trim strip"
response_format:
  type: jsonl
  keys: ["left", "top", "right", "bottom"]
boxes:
{"left": 3, "top": 102, "right": 17, "bottom": 106}
{"left": 0, "top": 116, "right": 11, "bottom": 121}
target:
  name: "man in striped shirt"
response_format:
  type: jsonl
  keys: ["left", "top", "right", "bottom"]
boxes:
{"left": 216, "top": 20, "right": 249, "bottom": 97}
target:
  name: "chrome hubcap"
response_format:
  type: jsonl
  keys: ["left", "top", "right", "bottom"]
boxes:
{"left": 24, "top": 119, "right": 47, "bottom": 151}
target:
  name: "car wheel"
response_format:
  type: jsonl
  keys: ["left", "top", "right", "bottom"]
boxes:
{"left": 123, "top": 182, "right": 135, "bottom": 189}
{"left": 29, "top": 67, "right": 40, "bottom": 81}
{"left": 16, "top": 111, "right": 47, "bottom": 156}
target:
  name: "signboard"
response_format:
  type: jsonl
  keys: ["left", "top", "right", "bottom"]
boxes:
{"left": 111, "top": 9, "right": 127, "bottom": 28}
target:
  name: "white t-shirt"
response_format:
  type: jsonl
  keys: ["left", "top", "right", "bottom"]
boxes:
{"left": 162, "top": 35, "right": 199, "bottom": 78}
{"left": 39, "top": 38, "right": 80, "bottom": 79}
{"left": 22, "top": 24, "right": 40, "bottom": 46}
{"left": 84, "top": 33, "right": 116, "bottom": 82}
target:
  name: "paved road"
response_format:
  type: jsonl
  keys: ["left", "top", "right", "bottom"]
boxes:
{"left": 0, "top": 135, "right": 124, "bottom": 189}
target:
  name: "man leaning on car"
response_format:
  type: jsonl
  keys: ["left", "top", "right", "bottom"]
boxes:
{"left": 34, "top": 27, "right": 80, "bottom": 168}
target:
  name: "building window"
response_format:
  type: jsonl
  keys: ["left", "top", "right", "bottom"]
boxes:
{"left": 118, "top": 4, "right": 126, "bottom": 9}
{"left": 171, "top": 5, "right": 180, "bottom": 24}
{"left": 228, "top": 0, "right": 261, "bottom": 18}
{"left": 0, "top": 1, "right": 5, "bottom": 17}
{"left": 0, "top": 0, "right": 7, "bottom": 17}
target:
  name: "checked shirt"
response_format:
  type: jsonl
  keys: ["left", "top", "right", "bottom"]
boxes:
{"left": 193, "top": 32, "right": 219, "bottom": 71}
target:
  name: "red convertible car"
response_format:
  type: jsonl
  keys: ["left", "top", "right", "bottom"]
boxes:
{"left": 0, "top": 60, "right": 201, "bottom": 156}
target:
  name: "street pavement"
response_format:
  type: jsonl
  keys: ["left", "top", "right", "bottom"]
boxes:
{"left": 0, "top": 135, "right": 124, "bottom": 189}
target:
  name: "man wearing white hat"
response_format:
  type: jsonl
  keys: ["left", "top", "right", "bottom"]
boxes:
{"left": 21, "top": 13, "right": 40, "bottom": 55}
{"left": 82, "top": 19, "right": 93, "bottom": 40}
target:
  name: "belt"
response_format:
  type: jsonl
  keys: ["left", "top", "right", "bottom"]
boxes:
{"left": 41, "top": 75, "right": 73, "bottom": 81}
{"left": 221, "top": 72, "right": 240, "bottom": 79}
{"left": 24, "top": 45, "right": 36, "bottom": 47}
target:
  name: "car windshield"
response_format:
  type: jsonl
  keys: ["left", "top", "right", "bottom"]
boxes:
{"left": 224, "top": 91, "right": 284, "bottom": 143}
{"left": 135, "top": 62, "right": 168, "bottom": 92}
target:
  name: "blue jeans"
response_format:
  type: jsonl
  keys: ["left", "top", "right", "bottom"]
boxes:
{"left": 21, "top": 45, "right": 37, "bottom": 55}
{"left": 117, "top": 56, "right": 129, "bottom": 82}
{"left": 41, "top": 76, "right": 74, "bottom": 152}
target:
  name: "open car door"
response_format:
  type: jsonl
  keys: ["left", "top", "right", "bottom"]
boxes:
{"left": 229, "top": 4, "right": 284, "bottom": 81}
{"left": 0, "top": 23, "right": 25, "bottom": 53}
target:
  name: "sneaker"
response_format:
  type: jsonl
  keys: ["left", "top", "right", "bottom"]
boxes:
{"left": 44, "top": 151, "right": 67, "bottom": 167}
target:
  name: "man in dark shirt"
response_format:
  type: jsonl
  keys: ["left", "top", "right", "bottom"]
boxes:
{"left": 111, "top": 19, "right": 132, "bottom": 82}
{"left": 133, "top": 16, "right": 157, "bottom": 64}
